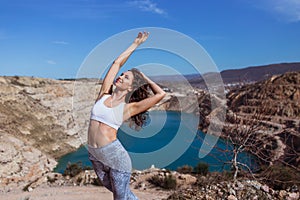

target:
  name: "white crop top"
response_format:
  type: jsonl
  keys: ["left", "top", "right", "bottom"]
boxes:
{"left": 90, "top": 95, "right": 125, "bottom": 130}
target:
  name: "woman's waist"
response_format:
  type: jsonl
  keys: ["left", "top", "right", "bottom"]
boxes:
{"left": 88, "top": 120, "right": 118, "bottom": 148}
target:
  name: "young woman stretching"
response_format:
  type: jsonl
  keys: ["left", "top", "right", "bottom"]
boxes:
{"left": 87, "top": 32, "right": 166, "bottom": 200}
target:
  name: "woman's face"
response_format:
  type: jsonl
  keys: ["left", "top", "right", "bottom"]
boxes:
{"left": 115, "top": 71, "right": 134, "bottom": 91}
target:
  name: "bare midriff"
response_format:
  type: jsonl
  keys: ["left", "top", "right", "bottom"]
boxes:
{"left": 88, "top": 119, "right": 118, "bottom": 148}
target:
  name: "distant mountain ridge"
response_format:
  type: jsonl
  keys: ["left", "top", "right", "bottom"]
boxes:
{"left": 220, "top": 62, "right": 300, "bottom": 84}
{"left": 151, "top": 62, "right": 300, "bottom": 87}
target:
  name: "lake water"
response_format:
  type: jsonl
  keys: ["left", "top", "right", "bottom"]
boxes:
{"left": 54, "top": 111, "right": 257, "bottom": 173}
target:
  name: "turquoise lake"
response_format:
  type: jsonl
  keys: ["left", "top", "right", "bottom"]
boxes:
{"left": 54, "top": 111, "right": 257, "bottom": 173}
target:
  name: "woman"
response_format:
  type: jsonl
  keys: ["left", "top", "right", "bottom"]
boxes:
{"left": 88, "top": 32, "right": 166, "bottom": 200}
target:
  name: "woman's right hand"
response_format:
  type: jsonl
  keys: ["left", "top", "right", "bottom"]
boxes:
{"left": 134, "top": 31, "right": 149, "bottom": 45}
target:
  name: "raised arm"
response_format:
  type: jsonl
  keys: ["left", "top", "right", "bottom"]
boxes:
{"left": 97, "top": 32, "right": 149, "bottom": 100}
{"left": 128, "top": 72, "right": 166, "bottom": 117}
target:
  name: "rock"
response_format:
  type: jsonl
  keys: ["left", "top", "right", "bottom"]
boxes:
{"left": 0, "top": 131, "right": 57, "bottom": 191}
{"left": 287, "top": 192, "right": 299, "bottom": 200}
{"left": 48, "top": 172, "right": 62, "bottom": 179}
{"left": 228, "top": 194, "right": 237, "bottom": 200}
{"left": 137, "top": 182, "right": 146, "bottom": 190}
{"left": 218, "top": 191, "right": 224, "bottom": 197}
{"left": 290, "top": 185, "right": 299, "bottom": 193}
{"left": 247, "top": 180, "right": 262, "bottom": 190}
{"left": 235, "top": 181, "right": 244, "bottom": 190}
{"left": 279, "top": 190, "right": 288, "bottom": 199}
{"left": 132, "top": 170, "right": 142, "bottom": 175}
{"left": 261, "top": 184, "right": 269, "bottom": 193}
{"left": 229, "top": 188, "right": 236, "bottom": 196}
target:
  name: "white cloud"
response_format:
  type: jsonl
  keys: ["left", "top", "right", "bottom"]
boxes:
{"left": 46, "top": 60, "right": 56, "bottom": 65}
{"left": 128, "top": 0, "right": 167, "bottom": 16}
{"left": 271, "top": 0, "right": 300, "bottom": 22}
{"left": 52, "top": 40, "right": 69, "bottom": 45}
{"left": 249, "top": 0, "right": 300, "bottom": 22}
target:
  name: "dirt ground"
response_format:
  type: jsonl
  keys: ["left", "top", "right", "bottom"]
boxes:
{"left": 0, "top": 185, "right": 172, "bottom": 200}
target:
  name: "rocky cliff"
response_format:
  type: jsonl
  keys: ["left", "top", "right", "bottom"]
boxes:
{"left": 226, "top": 72, "right": 300, "bottom": 167}
{"left": 228, "top": 71, "right": 300, "bottom": 118}
{"left": 0, "top": 76, "right": 99, "bottom": 190}
{"left": 0, "top": 76, "right": 78, "bottom": 158}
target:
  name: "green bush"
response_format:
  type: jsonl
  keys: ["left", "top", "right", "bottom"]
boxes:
{"left": 92, "top": 177, "right": 103, "bottom": 186}
{"left": 177, "top": 165, "right": 193, "bottom": 174}
{"left": 164, "top": 175, "right": 177, "bottom": 189}
{"left": 148, "top": 174, "right": 177, "bottom": 190}
{"left": 47, "top": 176, "right": 57, "bottom": 183}
{"left": 194, "top": 162, "right": 209, "bottom": 176}
{"left": 76, "top": 177, "right": 83, "bottom": 185}
{"left": 63, "top": 161, "right": 87, "bottom": 177}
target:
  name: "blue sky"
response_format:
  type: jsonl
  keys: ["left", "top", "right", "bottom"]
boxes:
{"left": 1, "top": 0, "right": 300, "bottom": 79}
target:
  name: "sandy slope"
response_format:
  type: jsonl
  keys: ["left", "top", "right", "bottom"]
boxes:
{"left": 1, "top": 185, "right": 171, "bottom": 200}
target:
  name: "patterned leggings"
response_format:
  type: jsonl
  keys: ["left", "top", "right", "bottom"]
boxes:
{"left": 88, "top": 140, "right": 139, "bottom": 200}
{"left": 90, "top": 159, "right": 138, "bottom": 200}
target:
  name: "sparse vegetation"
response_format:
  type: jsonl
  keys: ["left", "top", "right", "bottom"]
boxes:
{"left": 91, "top": 177, "right": 103, "bottom": 186}
{"left": 194, "top": 162, "right": 209, "bottom": 176}
{"left": 76, "top": 177, "right": 83, "bottom": 185}
{"left": 47, "top": 176, "right": 57, "bottom": 183}
{"left": 148, "top": 174, "right": 177, "bottom": 190}
{"left": 63, "top": 161, "right": 91, "bottom": 178}
{"left": 260, "top": 164, "right": 300, "bottom": 190}
{"left": 195, "top": 171, "right": 233, "bottom": 188}
{"left": 176, "top": 165, "right": 193, "bottom": 174}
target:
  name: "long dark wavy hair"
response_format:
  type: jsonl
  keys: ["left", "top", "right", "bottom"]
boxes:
{"left": 125, "top": 68, "right": 150, "bottom": 130}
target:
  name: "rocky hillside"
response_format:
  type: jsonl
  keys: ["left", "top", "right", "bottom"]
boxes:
{"left": 0, "top": 76, "right": 77, "bottom": 158}
{"left": 225, "top": 71, "right": 300, "bottom": 168}
{"left": 0, "top": 76, "right": 101, "bottom": 190}
{"left": 228, "top": 71, "right": 300, "bottom": 118}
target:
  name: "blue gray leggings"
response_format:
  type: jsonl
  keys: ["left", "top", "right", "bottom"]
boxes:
{"left": 90, "top": 159, "right": 138, "bottom": 200}
{"left": 88, "top": 140, "right": 139, "bottom": 200}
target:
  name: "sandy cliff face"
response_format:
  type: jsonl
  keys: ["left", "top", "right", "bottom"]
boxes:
{"left": 0, "top": 131, "right": 57, "bottom": 191}
{"left": 226, "top": 72, "right": 300, "bottom": 167}
{"left": 228, "top": 71, "right": 300, "bottom": 118}
{"left": 0, "top": 76, "right": 77, "bottom": 158}
{"left": 0, "top": 76, "right": 101, "bottom": 190}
